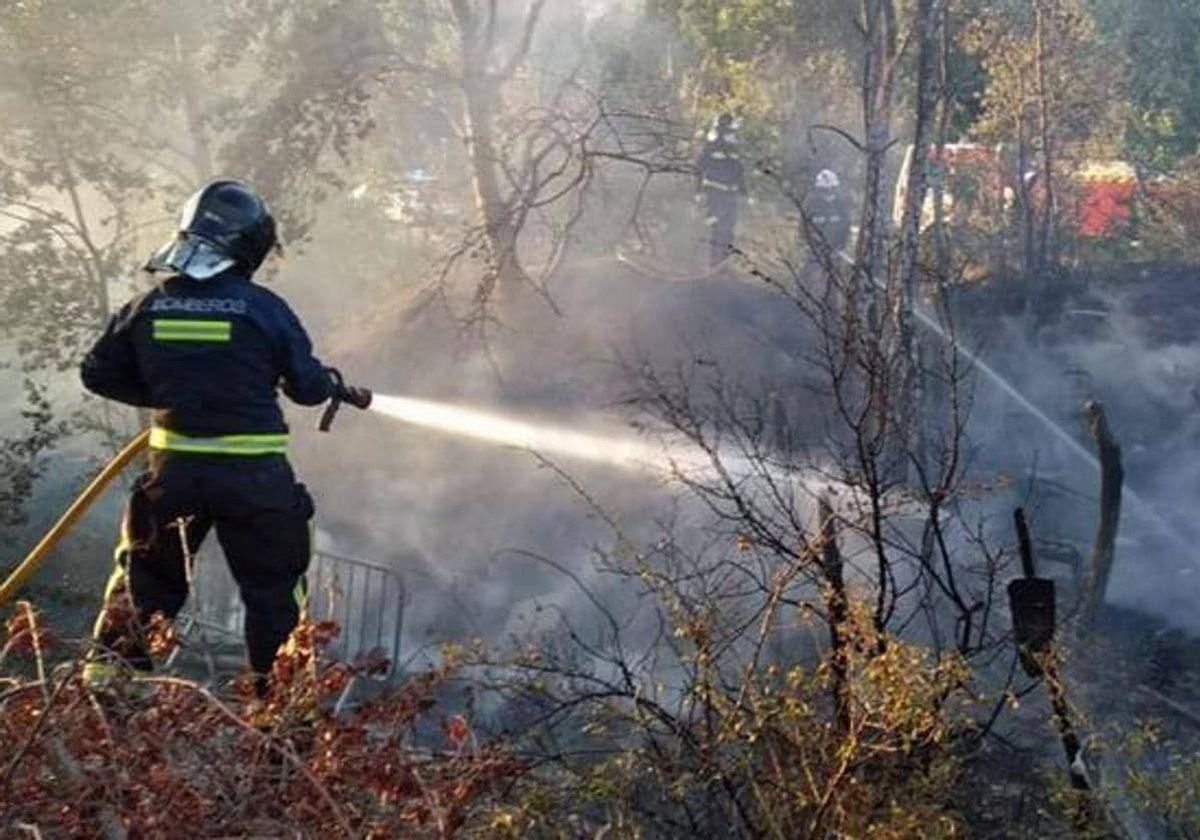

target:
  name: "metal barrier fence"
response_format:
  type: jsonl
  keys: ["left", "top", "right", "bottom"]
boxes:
{"left": 178, "top": 546, "right": 407, "bottom": 679}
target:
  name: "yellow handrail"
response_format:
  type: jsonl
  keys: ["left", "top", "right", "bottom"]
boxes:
{"left": 0, "top": 429, "right": 150, "bottom": 609}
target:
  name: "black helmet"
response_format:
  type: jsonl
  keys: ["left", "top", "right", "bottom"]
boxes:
{"left": 146, "top": 180, "right": 279, "bottom": 279}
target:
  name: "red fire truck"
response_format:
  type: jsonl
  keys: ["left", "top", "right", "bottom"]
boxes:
{"left": 893, "top": 143, "right": 1187, "bottom": 278}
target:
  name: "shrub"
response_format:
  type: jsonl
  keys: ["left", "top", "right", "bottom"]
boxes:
{"left": 0, "top": 602, "right": 526, "bottom": 838}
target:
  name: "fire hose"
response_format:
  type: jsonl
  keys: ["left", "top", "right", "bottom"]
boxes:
{"left": 0, "top": 428, "right": 151, "bottom": 609}
{"left": 0, "top": 370, "right": 371, "bottom": 610}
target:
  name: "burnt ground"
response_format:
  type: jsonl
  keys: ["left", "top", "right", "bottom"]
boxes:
{"left": 311, "top": 257, "right": 1200, "bottom": 836}
{"left": 944, "top": 265, "right": 1200, "bottom": 837}
{"left": 955, "top": 602, "right": 1200, "bottom": 838}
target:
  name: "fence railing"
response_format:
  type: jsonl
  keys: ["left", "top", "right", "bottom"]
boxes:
{"left": 178, "top": 546, "right": 407, "bottom": 680}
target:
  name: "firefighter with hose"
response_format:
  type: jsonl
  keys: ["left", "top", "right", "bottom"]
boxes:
{"left": 78, "top": 180, "right": 370, "bottom": 695}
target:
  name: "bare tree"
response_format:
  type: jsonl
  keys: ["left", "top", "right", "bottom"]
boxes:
{"left": 422, "top": 92, "right": 693, "bottom": 334}
{"left": 447, "top": 0, "right": 549, "bottom": 306}
{"left": 896, "top": 0, "right": 945, "bottom": 307}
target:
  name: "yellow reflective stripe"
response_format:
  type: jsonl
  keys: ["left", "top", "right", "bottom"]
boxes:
{"left": 149, "top": 428, "right": 289, "bottom": 455}
{"left": 152, "top": 319, "right": 231, "bottom": 342}
{"left": 82, "top": 661, "right": 122, "bottom": 687}
{"left": 153, "top": 319, "right": 231, "bottom": 334}
{"left": 92, "top": 564, "right": 128, "bottom": 641}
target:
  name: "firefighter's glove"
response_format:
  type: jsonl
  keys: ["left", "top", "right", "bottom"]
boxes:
{"left": 324, "top": 367, "right": 371, "bottom": 410}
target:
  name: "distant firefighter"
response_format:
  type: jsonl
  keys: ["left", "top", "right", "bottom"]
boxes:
{"left": 695, "top": 113, "right": 747, "bottom": 266}
{"left": 803, "top": 169, "right": 851, "bottom": 255}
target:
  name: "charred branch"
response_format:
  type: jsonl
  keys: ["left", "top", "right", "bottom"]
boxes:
{"left": 1078, "top": 400, "right": 1123, "bottom": 631}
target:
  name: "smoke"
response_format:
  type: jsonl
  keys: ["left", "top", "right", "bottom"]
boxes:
{"left": 869, "top": 263, "right": 1200, "bottom": 630}
{"left": 942, "top": 276, "right": 1200, "bottom": 635}
{"left": 4, "top": 0, "right": 1194, "bottom": 686}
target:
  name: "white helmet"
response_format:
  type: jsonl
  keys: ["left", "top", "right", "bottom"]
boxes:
{"left": 815, "top": 169, "right": 840, "bottom": 190}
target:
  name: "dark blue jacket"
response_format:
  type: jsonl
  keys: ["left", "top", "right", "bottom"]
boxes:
{"left": 81, "top": 271, "right": 333, "bottom": 437}
{"left": 804, "top": 190, "right": 851, "bottom": 252}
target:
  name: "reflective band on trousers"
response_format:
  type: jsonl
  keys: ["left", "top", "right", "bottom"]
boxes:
{"left": 149, "top": 428, "right": 289, "bottom": 455}
{"left": 701, "top": 179, "right": 740, "bottom": 192}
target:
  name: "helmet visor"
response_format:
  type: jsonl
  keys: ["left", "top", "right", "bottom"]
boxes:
{"left": 145, "top": 233, "right": 236, "bottom": 280}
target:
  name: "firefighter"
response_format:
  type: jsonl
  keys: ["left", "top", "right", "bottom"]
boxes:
{"left": 80, "top": 180, "right": 368, "bottom": 695}
{"left": 695, "top": 113, "right": 747, "bottom": 266}
{"left": 803, "top": 169, "right": 851, "bottom": 255}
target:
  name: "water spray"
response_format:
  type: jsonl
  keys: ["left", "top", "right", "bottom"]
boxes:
{"left": 368, "top": 394, "right": 710, "bottom": 475}
{"left": 912, "top": 297, "right": 1191, "bottom": 549}
{"left": 323, "top": 374, "right": 694, "bottom": 480}
{"left": 321, "top": 269, "right": 1188, "bottom": 562}
{"left": 906, "top": 299, "right": 1100, "bottom": 469}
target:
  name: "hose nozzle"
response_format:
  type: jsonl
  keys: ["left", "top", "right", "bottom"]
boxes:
{"left": 343, "top": 385, "right": 372, "bottom": 410}
{"left": 319, "top": 368, "right": 372, "bottom": 432}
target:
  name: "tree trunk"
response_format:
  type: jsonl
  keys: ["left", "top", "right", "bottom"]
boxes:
{"left": 461, "top": 68, "right": 523, "bottom": 304}
{"left": 897, "top": 0, "right": 943, "bottom": 475}
{"left": 1017, "top": 126, "right": 1038, "bottom": 281}
{"left": 856, "top": 0, "right": 899, "bottom": 295}
{"left": 174, "top": 33, "right": 214, "bottom": 180}
{"left": 1034, "top": 0, "right": 1057, "bottom": 275}
{"left": 898, "top": 0, "right": 942, "bottom": 305}
{"left": 449, "top": 0, "right": 546, "bottom": 311}
{"left": 931, "top": 2, "right": 952, "bottom": 283}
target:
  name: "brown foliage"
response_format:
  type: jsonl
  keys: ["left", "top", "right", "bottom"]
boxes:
{"left": 0, "top": 604, "right": 526, "bottom": 838}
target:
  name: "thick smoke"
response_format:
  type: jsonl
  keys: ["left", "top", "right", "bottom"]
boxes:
{"left": 956, "top": 278, "right": 1200, "bottom": 635}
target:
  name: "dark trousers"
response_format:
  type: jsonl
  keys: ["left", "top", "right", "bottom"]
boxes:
{"left": 93, "top": 453, "right": 314, "bottom": 677}
{"left": 808, "top": 222, "right": 849, "bottom": 256}
{"left": 704, "top": 190, "right": 739, "bottom": 266}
